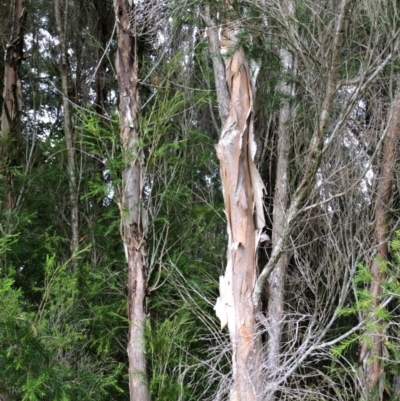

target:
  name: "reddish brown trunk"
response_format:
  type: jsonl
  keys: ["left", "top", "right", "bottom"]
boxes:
{"left": 1, "top": 0, "right": 26, "bottom": 209}
{"left": 359, "top": 94, "right": 400, "bottom": 398}
{"left": 114, "top": 1, "right": 150, "bottom": 400}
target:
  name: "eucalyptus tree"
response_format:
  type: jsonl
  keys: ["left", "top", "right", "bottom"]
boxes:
{"left": 114, "top": 0, "right": 151, "bottom": 399}
{"left": 1, "top": 0, "right": 26, "bottom": 210}
{"left": 202, "top": 0, "right": 400, "bottom": 399}
{"left": 202, "top": 4, "right": 266, "bottom": 399}
{"left": 358, "top": 90, "right": 400, "bottom": 400}
{"left": 345, "top": 5, "right": 400, "bottom": 400}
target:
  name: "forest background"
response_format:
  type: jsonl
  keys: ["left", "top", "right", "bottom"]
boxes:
{"left": 1, "top": 0, "right": 400, "bottom": 400}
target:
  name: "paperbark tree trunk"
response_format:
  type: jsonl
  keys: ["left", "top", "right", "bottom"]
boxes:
{"left": 114, "top": 2, "right": 150, "bottom": 400}
{"left": 1, "top": 0, "right": 26, "bottom": 209}
{"left": 54, "top": 0, "right": 79, "bottom": 256}
{"left": 205, "top": 10, "right": 266, "bottom": 401}
{"left": 358, "top": 93, "right": 400, "bottom": 400}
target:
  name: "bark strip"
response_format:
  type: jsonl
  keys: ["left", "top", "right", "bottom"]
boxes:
{"left": 205, "top": 13, "right": 265, "bottom": 401}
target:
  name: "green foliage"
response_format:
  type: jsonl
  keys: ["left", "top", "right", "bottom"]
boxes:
{"left": 332, "top": 232, "right": 400, "bottom": 383}
{"left": 79, "top": 110, "right": 123, "bottom": 197}
{"left": 4, "top": 0, "right": 400, "bottom": 399}
{"left": 0, "top": 238, "right": 125, "bottom": 400}
{"left": 331, "top": 334, "right": 359, "bottom": 358}
{"left": 353, "top": 263, "right": 373, "bottom": 284}
{"left": 69, "top": 45, "right": 226, "bottom": 400}
{"left": 0, "top": 125, "right": 127, "bottom": 398}
{"left": 146, "top": 313, "right": 194, "bottom": 400}
{"left": 334, "top": 264, "right": 374, "bottom": 319}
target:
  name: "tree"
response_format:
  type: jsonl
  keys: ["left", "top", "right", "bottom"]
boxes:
{"left": 114, "top": 1, "right": 150, "bottom": 400}
{"left": 265, "top": 4, "right": 293, "bottom": 399}
{"left": 1, "top": 0, "right": 26, "bottom": 209}
{"left": 358, "top": 92, "right": 400, "bottom": 400}
{"left": 53, "top": 0, "right": 79, "bottom": 258}
{"left": 203, "top": 0, "right": 400, "bottom": 399}
{"left": 203, "top": 5, "right": 266, "bottom": 399}
{"left": 2, "top": 0, "right": 400, "bottom": 399}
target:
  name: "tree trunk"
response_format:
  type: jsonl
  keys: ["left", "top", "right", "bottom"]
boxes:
{"left": 54, "top": 0, "right": 79, "bottom": 256}
{"left": 1, "top": 0, "right": 26, "bottom": 209}
{"left": 114, "top": 1, "right": 150, "bottom": 400}
{"left": 93, "top": 0, "right": 114, "bottom": 114}
{"left": 206, "top": 12, "right": 266, "bottom": 401}
{"left": 253, "top": 0, "right": 353, "bottom": 307}
{"left": 358, "top": 92, "right": 400, "bottom": 400}
{"left": 266, "top": 18, "right": 294, "bottom": 398}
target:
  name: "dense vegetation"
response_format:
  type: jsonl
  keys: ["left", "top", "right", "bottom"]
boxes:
{"left": 1, "top": 1, "right": 400, "bottom": 400}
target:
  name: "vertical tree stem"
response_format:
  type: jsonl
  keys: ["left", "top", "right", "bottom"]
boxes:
{"left": 54, "top": 0, "right": 79, "bottom": 257}
{"left": 114, "top": 1, "right": 150, "bottom": 400}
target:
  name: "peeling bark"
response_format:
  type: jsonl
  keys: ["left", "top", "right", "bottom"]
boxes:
{"left": 358, "top": 93, "right": 400, "bottom": 400}
{"left": 114, "top": 1, "right": 150, "bottom": 400}
{"left": 206, "top": 13, "right": 265, "bottom": 401}
{"left": 206, "top": 2, "right": 355, "bottom": 399}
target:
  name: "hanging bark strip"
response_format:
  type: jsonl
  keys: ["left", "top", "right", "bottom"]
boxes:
{"left": 54, "top": 0, "right": 79, "bottom": 256}
{"left": 114, "top": 1, "right": 150, "bottom": 400}
{"left": 205, "top": 11, "right": 266, "bottom": 401}
{"left": 205, "top": 2, "right": 353, "bottom": 398}
{"left": 358, "top": 93, "right": 400, "bottom": 399}
{"left": 1, "top": 0, "right": 26, "bottom": 209}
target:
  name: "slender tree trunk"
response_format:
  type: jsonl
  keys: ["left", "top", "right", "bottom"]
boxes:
{"left": 358, "top": 93, "right": 400, "bottom": 400}
{"left": 253, "top": 0, "right": 353, "bottom": 307}
{"left": 93, "top": 0, "right": 114, "bottom": 114}
{"left": 1, "top": 0, "right": 26, "bottom": 209}
{"left": 205, "top": 10, "right": 266, "bottom": 401}
{"left": 114, "top": 2, "right": 150, "bottom": 400}
{"left": 54, "top": 0, "right": 79, "bottom": 256}
{"left": 266, "top": 16, "right": 294, "bottom": 398}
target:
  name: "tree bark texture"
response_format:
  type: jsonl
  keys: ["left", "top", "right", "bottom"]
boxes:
{"left": 208, "top": 18, "right": 266, "bottom": 401}
{"left": 1, "top": 0, "right": 26, "bottom": 209}
{"left": 266, "top": 30, "right": 294, "bottom": 398}
{"left": 358, "top": 93, "right": 400, "bottom": 400}
{"left": 114, "top": 1, "right": 150, "bottom": 400}
{"left": 54, "top": 0, "right": 79, "bottom": 256}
